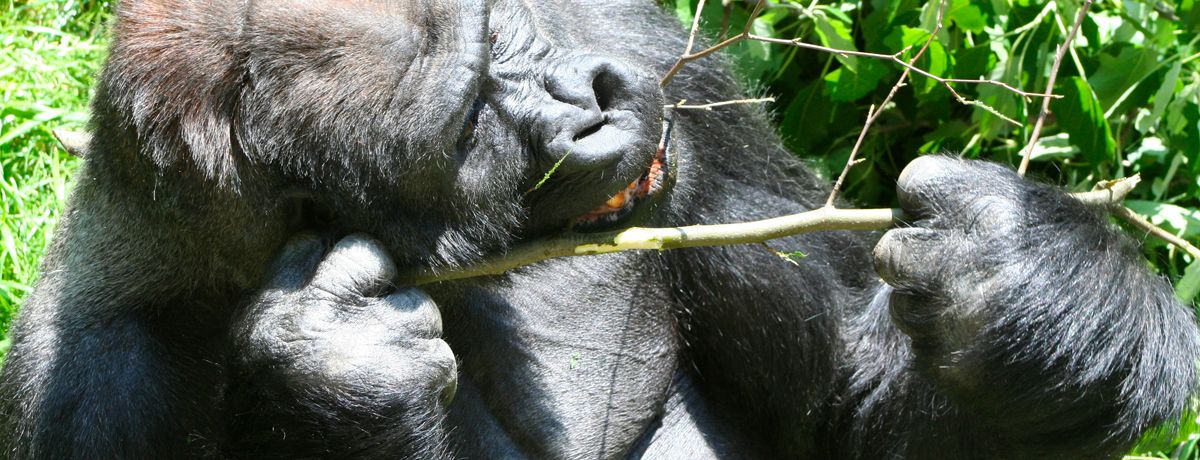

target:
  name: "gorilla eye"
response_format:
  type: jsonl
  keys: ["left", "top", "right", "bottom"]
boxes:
{"left": 459, "top": 96, "right": 486, "bottom": 143}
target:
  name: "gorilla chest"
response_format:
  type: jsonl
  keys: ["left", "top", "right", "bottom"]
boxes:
{"left": 437, "top": 253, "right": 679, "bottom": 458}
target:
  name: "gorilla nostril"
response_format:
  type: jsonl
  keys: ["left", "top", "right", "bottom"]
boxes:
{"left": 592, "top": 72, "right": 620, "bottom": 112}
{"left": 545, "top": 55, "right": 634, "bottom": 114}
{"left": 572, "top": 117, "right": 604, "bottom": 142}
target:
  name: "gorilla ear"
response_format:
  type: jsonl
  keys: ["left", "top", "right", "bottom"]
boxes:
{"left": 99, "top": 0, "right": 246, "bottom": 182}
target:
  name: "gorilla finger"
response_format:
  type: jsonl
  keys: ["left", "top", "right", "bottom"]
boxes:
{"left": 896, "top": 155, "right": 1021, "bottom": 219}
{"left": 310, "top": 234, "right": 398, "bottom": 297}
{"left": 873, "top": 227, "right": 955, "bottom": 290}
{"left": 427, "top": 339, "right": 458, "bottom": 408}
{"left": 380, "top": 288, "right": 444, "bottom": 339}
{"left": 263, "top": 232, "right": 330, "bottom": 290}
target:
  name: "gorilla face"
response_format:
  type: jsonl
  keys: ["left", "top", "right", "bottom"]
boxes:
{"left": 222, "top": 0, "right": 670, "bottom": 269}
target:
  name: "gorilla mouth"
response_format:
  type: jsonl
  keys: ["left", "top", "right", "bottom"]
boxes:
{"left": 571, "top": 123, "right": 673, "bottom": 231}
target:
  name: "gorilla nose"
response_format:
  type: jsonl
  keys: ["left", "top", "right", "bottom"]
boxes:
{"left": 538, "top": 55, "right": 651, "bottom": 170}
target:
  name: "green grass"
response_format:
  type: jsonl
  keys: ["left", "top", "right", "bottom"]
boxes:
{"left": 0, "top": 0, "right": 109, "bottom": 354}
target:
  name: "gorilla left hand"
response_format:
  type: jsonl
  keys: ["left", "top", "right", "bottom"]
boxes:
{"left": 870, "top": 155, "right": 1197, "bottom": 450}
{"left": 872, "top": 155, "right": 1037, "bottom": 351}
{"left": 225, "top": 234, "right": 456, "bottom": 457}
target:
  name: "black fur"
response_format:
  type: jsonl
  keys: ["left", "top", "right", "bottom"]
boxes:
{"left": 0, "top": 0, "right": 1195, "bottom": 459}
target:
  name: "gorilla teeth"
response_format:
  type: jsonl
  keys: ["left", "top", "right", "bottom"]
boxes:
{"left": 574, "top": 130, "right": 671, "bottom": 229}
{"left": 574, "top": 152, "right": 668, "bottom": 227}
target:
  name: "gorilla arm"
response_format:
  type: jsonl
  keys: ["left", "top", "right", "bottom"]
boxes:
{"left": 0, "top": 158, "right": 289, "bottom": 457}
{"left": 838, "top": 156, "right": 1200, "bottom": 458}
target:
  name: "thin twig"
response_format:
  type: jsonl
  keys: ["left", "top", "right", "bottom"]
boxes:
{"left": 1116, "top": 207, "right": 1200, "bottom": 260}
{"left": 1018, "top": 0, "right": 1093, "bottom": 176}
{"left": 825, "top": 0, "right": 949, "bottom": 208}
{"left": 660, "top": 1, "right": 1050, "bottom": 122}
{"left": 826, "top": 104, "right": 878, "bottom": 207}
{"left": 661, "top": 0, "right": 767, "bottom": 87}
{"left": 667, "top": 97, "right": 776, "bottom": 110}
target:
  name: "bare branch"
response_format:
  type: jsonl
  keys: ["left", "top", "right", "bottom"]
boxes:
{"left": 667, "top": 97, "right": 776, "bottom": 110}
{"left": 661, "top": 0, "right": 767, "bottom": 87}
{"left": 1116, "top": 207, "right": 1200, "bottom": 261}
{"left": 401, "top": 207, "right": 901, "bottom": 285}
{"left": 1071, "top": 175, "right": 1141, "bottom": 207}
{"left": 1018, "top": 0, "right": 1093, "bottom": 176}
{"left": 825, "top": 0, "right": 949, "bottom": 208}
{"left": 400, "top": 181, "right": 1141, "bottom": 286}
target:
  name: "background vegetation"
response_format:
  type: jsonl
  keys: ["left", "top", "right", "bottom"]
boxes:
{"left": 0, "top": 0, "right": 1197, "bottom": 457}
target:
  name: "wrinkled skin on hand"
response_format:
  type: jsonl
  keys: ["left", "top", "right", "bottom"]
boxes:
{"left": 226, "top": 235, "right": 457, "bottom": 457}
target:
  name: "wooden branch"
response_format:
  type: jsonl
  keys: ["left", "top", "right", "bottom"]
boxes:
{"left": 401, "top": 208, "right": 901, "bottom": 285}
{"left": 399, "top": 180, "right": 1139, "bottom": 286}
{"left": 667, "top": 97, "right": 776, "bottom": 110}
{"left": 1018, "top": 0, "right": 1093, "bottom": 176}
{"left": 1116, "top": 207, "right": 1200, "bottom": 261}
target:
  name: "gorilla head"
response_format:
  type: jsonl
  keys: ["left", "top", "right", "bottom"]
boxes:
{"left": 96, "top": 0, "right": 670, "bottom": 272}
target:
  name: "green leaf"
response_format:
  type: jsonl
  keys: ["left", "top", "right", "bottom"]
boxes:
{"left": 1027, "top": 133, "right": 1079, "bottom": 162}
{"left": 673, "top": 0, "right": 694, "bottom": 26}
{"left": 1089, "top": 46, "right": 1159, "bottom": 110}
{"left": 948, "top": 0, "right": 988, "bottom": 32}
{"left": 953, "top": 44, "right": 995, "bottom": 80}
{"left": 1145, "top": 60, "right": 1183, "bottom": 134}
{"left": 1177, "top": 260, "right": 1200, "bottom": 304}
{"left": 1051, "top": 77, "right": 1117, "bottom": 166}
{"left": 814, "top": 12, "right": 859, "bottom": 72}
{"left": 824, "top": 60, "right": 888, "bottom": 102}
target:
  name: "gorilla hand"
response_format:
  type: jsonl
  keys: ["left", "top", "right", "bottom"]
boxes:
{"left": 870, "top": 155, "right": 1198, "bottom": 453}
{"left": 871, "top": 155, "right": 1037, "bottom": 350}
{"left": 226, "top": 234, "right": 455, "bottom": 458}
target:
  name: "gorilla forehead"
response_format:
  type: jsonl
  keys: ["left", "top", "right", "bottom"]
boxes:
{"left": 238, "top": 0, "right": 490, "bottom": 178}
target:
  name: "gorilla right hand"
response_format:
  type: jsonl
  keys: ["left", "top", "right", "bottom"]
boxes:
{"left": 225, "top": 234, "right": 457, "bottom": 456}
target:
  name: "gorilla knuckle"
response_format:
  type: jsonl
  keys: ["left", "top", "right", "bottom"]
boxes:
{"left": 311, "top": 235, "right": 397, "bottom": 295}
{"left": 896, "top": 156, "right": 1025, "bottom": 217}
{"left": 382, "top": 289, "right": 444, "bottom": 339}
{"left": 872, "top": 227, "right": 944, "bottom": 286}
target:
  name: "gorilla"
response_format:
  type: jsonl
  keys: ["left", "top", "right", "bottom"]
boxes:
{"left": 0, "top": 0, "right": 1197, "bottom": 458}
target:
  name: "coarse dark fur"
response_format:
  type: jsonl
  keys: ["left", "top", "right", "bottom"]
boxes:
{"left": 0, "top": 0, "right": 1196, "bottom": 458}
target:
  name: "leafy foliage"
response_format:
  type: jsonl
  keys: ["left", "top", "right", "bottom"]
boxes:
{"left": 662, "top": 0, "right": 1200, "bottom": 457}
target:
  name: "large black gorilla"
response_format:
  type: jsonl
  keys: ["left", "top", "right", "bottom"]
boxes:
{"left": 1, "top": 0, "right": 1197, "bottom": 458}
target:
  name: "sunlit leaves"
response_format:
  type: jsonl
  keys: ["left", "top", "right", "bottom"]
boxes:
{"left": 1051, "top": 77, "right": 1117, "bottom": 167}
